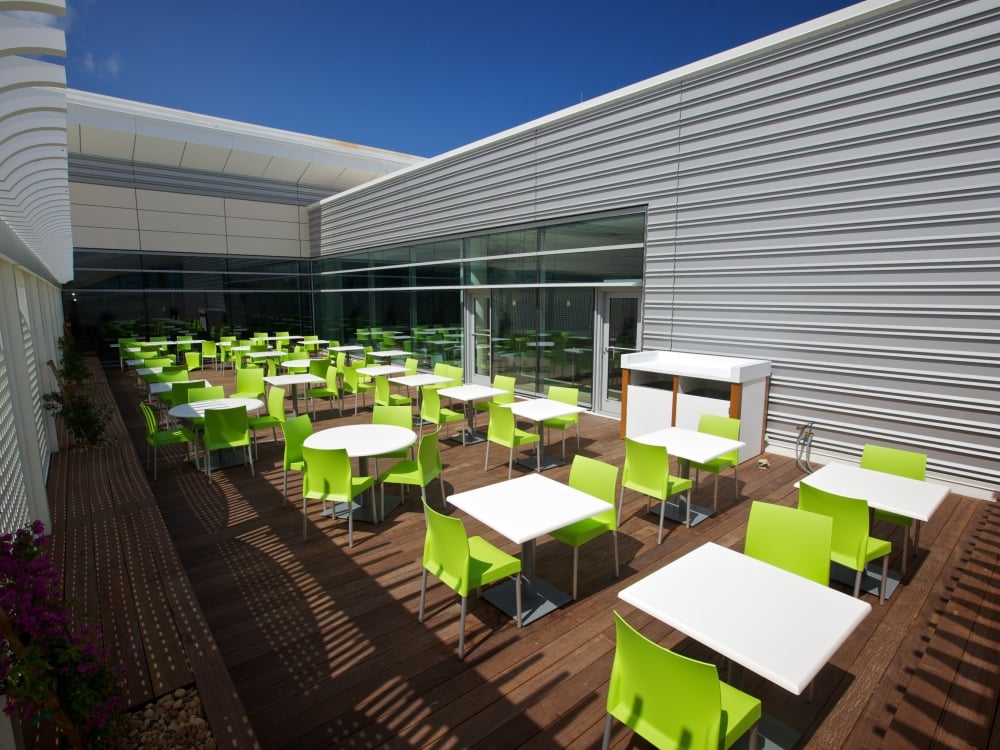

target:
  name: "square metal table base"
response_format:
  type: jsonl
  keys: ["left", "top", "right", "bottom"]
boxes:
{"left": 482, "top": 577, "right": 572, "bottom": 626}
{"left": 515, "top": 454, "right": 564, "bottom": 472}
{"left": 646, "top": 498, "right": 714, "bottom": 527}
{"left": 323, "top": 493, "right": 404, "bottom": 524}
{"left": 831, "top": 561, "right": 903, "bottom": 600}
{"left": 447, "top": 430, "right": 486, "bottom": 445}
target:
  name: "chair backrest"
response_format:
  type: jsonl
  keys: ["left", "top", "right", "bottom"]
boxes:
{"left": 201, "top": 340, "right": 217, "bottom": 356}
{"left": 309, "top": 358, "right": 329, "bottom": 378}
{"left": 144, "top": 357, "right": 172, "bottom": 368}
{"left": 236, "top": 367, "right": 264, "bottom": 396}
{"left": 280, "top": 414, "right": 312, "bottom": 470}
{"left": 492, "top": 375, "right": 516, "bottom": 405}
{"left": 860, "top": 444, "right": 926, "bottom": 480}
{"left": 301, "top": 446, "right": 351, "bottom": 500}
{"left": 373, "top": 404, "right": 412, "bottom": 429}
{"left": 374, "top": 375, "right": 392, "bottom": 405}
{"left": 204, "top": 405, "right": 249, "bottom": 447}
{"left": 447, "top": 364, "right": 463, "bottom": 386}
{"left": 343, "top": 365, "right": 360, "bottom": 392}
{"left": 422, "top": 501, "right": 473, "bottom": 597}
{"left": 420, "top": 387, "right": 444, "bottom": 423}
{"left": 416, "top": 429, "right": 443, "bottom": 479}
{"left": 622, "top": 438, "right": 669, "bottom": 495}
{"left": 744, "top": 501, "right": 832, "bottom": 585}
{"left": 404, "top": 357, "right": 419, "bottom": 376}
{"left": 547, "top": 385, "right": 579, "bottom": 407}
{"left": 139, "top": 401, "right": 158, "bottom": 439}
{"left": 608, "top": 611, "right": 723, "bottom": 750}
{"left": 798, "top": 482, "right": 872, "bottom": 570}
{"left": 267, "top": 386, "right": 287, "bottom": 421}
{"left": 170, "top": 380, "right": 208, "bottom": 406}
{"left": 160, "top": 367, "right": 189, "bottom": 383}
{"left": 335, "top": 351, "right": 346, "bottom": 373}
{"left": 698, "top": 413, "right": 741, "bottom": 464}
{"left": 188, "top": 385, "right": 224, "bottom": 403}
{"left": 569, "top": 455, "right": 618, "bottom": 529}
{"left": 486, "top": 401, "right": 516, "bottom": 443}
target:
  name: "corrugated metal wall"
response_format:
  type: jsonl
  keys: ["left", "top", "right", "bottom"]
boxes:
{"left": 312, "top": 0, "right": 999, "bottom": 492}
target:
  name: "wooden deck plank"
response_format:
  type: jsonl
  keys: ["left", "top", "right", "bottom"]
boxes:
{"left": 94, "top": 363, "right": 999, "bottom": 750}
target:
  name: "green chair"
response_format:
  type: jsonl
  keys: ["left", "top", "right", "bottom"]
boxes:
{"left": 861, "top": 443, "right": 927, "bottom": 576}
{"left": 139, "top": 402, "right": 196, "bottom": 479}
{"left": 619, "top": 437, "right": 693, "bottom": 544}
{"left": 184, "top": 350, "right": 201, "bottom": 373}
{"left": 379, "top": 429, "right": 445, "bottom": 519}
{"left": 542, "top": 385, "right": 580, "bottom": 460}
{"left": 301, "top": 446, "right": 374, "bottom": 546}
{"left": 248, "top": 386, "right": 287, "bottom": 452}
{"left": 690, "top": 413, "right": 742, "bottom": 511}
{"left": 744, "top": 500, "right": 833, "bottom": 585}
{"left": 484, "top": 402, "right": 539, "bottom": 478}
{"left": 307, "top": 367, "right": 342, "bottom": 418}
{"left": 203, "top": 405, "right": 254, "bottom": 484}
{"left": 200, "top": 340, "right": 220, "bottom": 370}
{"left": 162, "top": 379, "right": 207, "bottom": 411}
{"left": 343, "top": 364, "right": 375, "bottom": 414}
{"left": 798, "top": 481, "right": 892, "bottom": 604}
{"left": 233, "top": 367, "right": 265, "bottom": 400}
{"left": 371, "top": 404, "right": 415, "bottom": 477}
{"left": 549, "top": 456, "right": 620, "bottom": 599}
{"left": 603, "top": 611, "right": 761, "bottom": 750}
{"left": 473, "top": 374, "right": 516, "bottom": 427}
{"left": 418, "top": 387, "right": 464, "bottom": 443}
{"left": 188, "top": 386, "right": 225, "bottom": 430}
{"left": 279, "top": 415, "right": 312, "bottom": 497}
{"left": 374, "top": 375, "right": 412, "bottom": 408}
{"left": 418, "top": 501, "right": 522, "bottom": 659}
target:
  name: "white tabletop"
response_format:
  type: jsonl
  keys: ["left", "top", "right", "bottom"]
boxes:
{"left": 135, "top": 367, "right": 164, "bottom": 377}
{"left": 303, "top": 424, "right": 416, "bottom": 458}
{"left": 631, "top": 426, "right": 745, "bottom": 465}
{"left": 248, "top": 350, "right": 285, "bottom": 359}
{"left": 168, "top": 397, "right": 263, "bottom": 420}
{"left": 503, "top": 398, "right": 586, "bottom": 423}
{"left": 618, "top": 542, "right": 871, "bottom": 694}
{"left": 149, "top": 379, "right": 211, "bottom": 395}
{"left": 358, "top": 365, "right": 406, "bottom": 377}
{"left": 447, "top": 473, "right": 608, "bottom": 544}
{"left": 328, "top": 345, "right": 364, "bottom": 352}
{"left": 437, "top": 384, "right": 505, "bottom": 402}
{"left": 801, "top": 463, "right": 949, "bottom": 523}
{"left": 370, "top": 349, "right": 410, "bottom": 359}
{"left": 264, "top": 373, "right": 324, "bottom": 388}
{"left": 279, "top": 359, "right": 312, "bottom": 370}
{"left": 389, "top": 373, "right": 452, "bottom": 388}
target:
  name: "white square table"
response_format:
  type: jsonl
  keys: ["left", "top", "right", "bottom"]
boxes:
{"left": 502, "top": 398, "right": 587, "bottom": 471}
{"left": 448, "top": 473, "right": 609, "bottom": 624}
{"left": 619, "top": 542, "right": 871, "bottom": 694}
{"left": 630, "top": 426, "right": 746, "bottom": 526}
{"left": 357, "top": 364, "right": 406, "bottom": 378}
{"left": 369, "top": 349, "right": 410, "bottom": 364}
{"left": 799, "top": 462, "right": 950, "bottom": 596}
{"left": 303, "top": 423, "right": 417, "bottom": 524}
{"left": 263, "top": 373, "right": 324, "bottom": 417}
{"left": 389, "top": 373, "right": 452, "bottom": 425}
{"left": 436, "top": 383, "right": 506, "bottom": 444}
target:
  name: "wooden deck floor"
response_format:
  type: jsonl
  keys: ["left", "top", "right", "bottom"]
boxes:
{"left": 102, "top": 365, "right": 998, "bottom": 750}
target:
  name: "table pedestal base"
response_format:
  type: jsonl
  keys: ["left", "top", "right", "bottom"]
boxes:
{"left": 482, "top": 576, "right": 571, "bottom": 626}
{"left": 323, "top": 493, "right": 403, "bottom": 524}
{"left": 203, "top": 446, "right": 251, "bottom": 470}
{"left": 447, "top": 429, "right": 485, "bottom": 445}
{"left": 831, "top": 561, "right": 902, "bottom": 600}
{"left": 647, "top": 498, "right": 713, "bottom": 527}
{"left": 515, "top": 454, "right": 563, "bottom": 472}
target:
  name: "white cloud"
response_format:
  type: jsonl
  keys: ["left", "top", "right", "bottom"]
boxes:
{"left": 2, "top": 10, "right": 68, "bottom": 31}
{"left": 79, "top": 51, "right": 122, "bottom": 80}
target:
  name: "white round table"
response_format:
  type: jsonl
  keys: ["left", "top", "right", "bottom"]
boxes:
{"left": 167, "top": 397, "right": 263, "bottom": 420}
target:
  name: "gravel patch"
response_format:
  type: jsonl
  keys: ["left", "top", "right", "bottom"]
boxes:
{"left": 116, "top": 687, "right": 216, "bottom": 749}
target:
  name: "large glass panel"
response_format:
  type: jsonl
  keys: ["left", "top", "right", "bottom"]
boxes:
{"left": 541, "top": 247, "right": 643, "bottom": 283}
{"left": 540, "top": 213, "right": 645, "bottom": 251}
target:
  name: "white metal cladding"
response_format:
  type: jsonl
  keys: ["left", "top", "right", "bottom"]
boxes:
{"left": 311, "top": 0, "right": 1000, "bottom": 492}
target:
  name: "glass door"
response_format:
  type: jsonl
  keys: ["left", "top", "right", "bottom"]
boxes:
{"left": 465, "top": 289, "right": 492, "bottom": 385}
{"left": 595, "top": 290, "right": 640, "bottom": 417}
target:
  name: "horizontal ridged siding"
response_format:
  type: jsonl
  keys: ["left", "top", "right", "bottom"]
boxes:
{"left": 313, "top": 0, "right": 1000, "bottom": 492}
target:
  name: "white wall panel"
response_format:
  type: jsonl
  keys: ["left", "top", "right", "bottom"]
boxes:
{"left": 311, "top": 0, "right": 1000, "bottom": 493}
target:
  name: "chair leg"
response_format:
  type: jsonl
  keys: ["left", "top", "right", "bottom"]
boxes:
{"left": 901, "top": 524, "right": 910, "bottom": 577}
{"left": 853, "top": 569, "right": 863, "bottom": 598}
{"left": 748, "top": 723, "right": 760, "bottom": 750}
{"left": 418, "top": 569, "right": 428, "bottom": 622}
{"left": 602, "top": 714, "right": 614, "bottom": 750}
{"left": 617, "top": 487, "right": 625, "bottom": 526}
{"left": 612, "top": 530, "right": 620, "bottom": 578}
{"left": 302, "top": 497, "right": 308, "bottom": 541}
{"left": 658, "top": 500, "right": 667, "bottom": 545}
{"left": 347, "top": 499, "right": 354, "bottom": 548}
{"left": 458, "top": 595, "right": 468, "bottom": 659}
{"left": 484, "top": 442, "right": 490, "bottom": 471}
{"left": 507, "top": 448, "right": 513, "bottom": 480}
{"left": 713, "top": 473, "right": 719, "bottom": 512}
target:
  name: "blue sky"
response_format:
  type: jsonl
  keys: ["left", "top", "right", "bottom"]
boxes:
{"left": 62, "top": 0, "right": 860, "bottom": 157}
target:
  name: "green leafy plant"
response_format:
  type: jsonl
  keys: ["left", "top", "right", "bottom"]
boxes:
{"left": 43, "top": 337, "right": 109, "bottom": 447}
{"left": 0, "top": 521, "right": 124, "bottom": 747}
